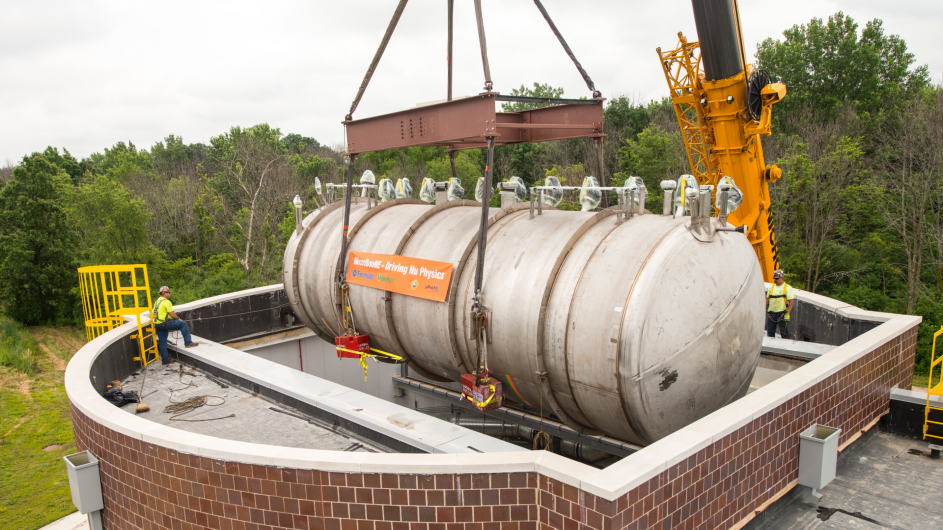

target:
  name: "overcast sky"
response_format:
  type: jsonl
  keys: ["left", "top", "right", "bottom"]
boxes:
{"left": 1, "top": 0, "right": 940, "bottom": 164}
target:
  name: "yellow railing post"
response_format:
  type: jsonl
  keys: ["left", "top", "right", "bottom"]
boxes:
{"left": 77, "top": 265, "right": 160, "bottom": 368}
{"left": 924, "top": 325, "right": 943, "bottom": 440}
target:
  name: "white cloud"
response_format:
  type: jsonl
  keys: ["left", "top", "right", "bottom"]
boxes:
{"left": 1, "top": 0, "right": 940, "bottom": 162}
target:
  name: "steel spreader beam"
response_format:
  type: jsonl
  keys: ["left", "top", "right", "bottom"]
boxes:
{"left": 344, "top": 93, "right": 604, "bottom": 155}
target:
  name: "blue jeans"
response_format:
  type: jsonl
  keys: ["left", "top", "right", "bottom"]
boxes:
{"left": 766, "top": 311, "right": 790, "bottom": 339}
{"left": 155, "top": 320, "right": 193, "bottom": 363}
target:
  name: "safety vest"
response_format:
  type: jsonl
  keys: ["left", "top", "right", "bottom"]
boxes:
{"left": 766, "top": 284, "right": 790, "bottom": 299}
{"left": 766, "top": 283, "right": 791, "bottom": 313}
{"left": 152, "top": 298, "right": 172, "bottom": 325}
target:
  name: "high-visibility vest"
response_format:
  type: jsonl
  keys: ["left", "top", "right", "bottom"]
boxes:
{"left": 152, "top": 298, "right": 172, "bottom": 325}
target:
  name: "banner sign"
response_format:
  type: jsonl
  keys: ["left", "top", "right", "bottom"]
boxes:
{"left": 346, "top": 251, "right": 454, "bottom": 303}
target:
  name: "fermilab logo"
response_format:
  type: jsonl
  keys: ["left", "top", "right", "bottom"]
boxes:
{"left": 352, "top": 269, "right": 375, "bottom": 281}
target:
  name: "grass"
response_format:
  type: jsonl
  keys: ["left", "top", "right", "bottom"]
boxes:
{"left": 0, "top": 319, "right": 38, "bottom": 376}
{"left": 0, "top": 320, "right": 86, "bottom": 529}
{"left": 911, "top": 373, "right": 930, "bottom": 389}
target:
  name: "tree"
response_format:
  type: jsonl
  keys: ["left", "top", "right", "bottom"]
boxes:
{"left": 0, "top": 153, "right": 78, "bottom": 324}
{"left": 61, "top": 172, "right": 162, "bottom": 266}
{"left": 83, "top": 141, "right": 152, "bottom": 176}
{"left": 150, "top": 135, "right": 206, "bottom": 180}
{"left": 775, "top": 132, "right": 863, "bottom": 293}
{"left": 283, "top": 133, "right": 321, "bottom": 155}
{"left": 756, "top": 12, "right": 930, "bottom": 123}
{"left": 500, "top": 83, "right": 565, "bottom": 112}
{"left": 39, "top": 147, "right": 83, "bottom": 184}
{"left": 616, "top": 124, "right": 688, "bottom": 207}
{"left": 203, "top": 124, "right": 295, "bottom": 280}
{"left": 425, "top": 151, "right": 482, "bottom": 199}
{"left": 876, "top": 92, "right": 943, "bottom": 314}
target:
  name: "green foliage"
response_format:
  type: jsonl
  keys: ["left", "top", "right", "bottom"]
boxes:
{"left": 616, "top": 124, "right": 687, "bottom": 209}
{"left": 290, "top": 153, "right": 336, "bottom": 186}
{"left": 426, "top": 151, "right": 483, "bottom": 200}
{"left": 282, "top": 133, "right": 321, "bottom": 154}
{"left": 360, "top": 146, "right": 447, "bottom": 178}
{"left": 0, "top": 153, "right": 78, "bottom": 325}
{"left": 774, "top": 136, "right": 864, "bottom": 291}
{"left": 150, "top": 135, "right": 205, "bottom": 178}
{"left": 756, "top": 12, "right": 930, "bottom": 122}
{"left": 501, "top": 83, "right": 565, "bottom": 112}
{"left": 83, "top": 141, "right": 152, "bottom": 177}
{"left": 152, "top": 254, "right": 263, "bottom": 305}
{"left": 604, "top": 97, "right": 673, "bottom": 139}
{"left": 38, "top": 147, "right": 83, "bottom": 184}
{"left": 0, "top": 317, "right": 38, "bottom": 376}
{"left": 62, "top": 173, "right": 163, "bottom": 266}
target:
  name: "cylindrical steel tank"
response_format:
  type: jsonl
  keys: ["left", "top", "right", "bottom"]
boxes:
{"left": 284, "top": 199, "right": 764, "bottom": 445}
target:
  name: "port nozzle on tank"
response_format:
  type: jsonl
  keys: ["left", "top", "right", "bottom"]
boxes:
{"left": 660, "top": 180, "right": 677, "bottom": 215}
{"left": 292, "top": 195, "right": 303, "bottom": 235}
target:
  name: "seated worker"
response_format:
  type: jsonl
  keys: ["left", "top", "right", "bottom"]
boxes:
{"left": 765, "top": 269, "right": 794, "bottom": 339}
{"left": 152, "top": 286, "right": 199, "bottom": 364}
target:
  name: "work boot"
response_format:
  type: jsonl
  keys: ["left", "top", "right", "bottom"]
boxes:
{"left": 162, "top": 359, "right": 176, "bottom": 365}
{"left": 185, "top": 342, "right": 200, "bottom": 348}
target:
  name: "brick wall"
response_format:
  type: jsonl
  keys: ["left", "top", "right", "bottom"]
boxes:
{"left": 70, "top": 327, "right": 916, "bottom": 530}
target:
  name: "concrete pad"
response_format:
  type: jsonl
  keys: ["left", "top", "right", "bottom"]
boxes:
{"left": 38, "top": 511, "right": 87, "bottom": 530}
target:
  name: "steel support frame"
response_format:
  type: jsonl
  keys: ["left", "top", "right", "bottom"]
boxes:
{"left": 392, "top": 375, "right": 639, "bottom": 457}
{"left": 344, "top": 93, "right": 604, "bottom": 155}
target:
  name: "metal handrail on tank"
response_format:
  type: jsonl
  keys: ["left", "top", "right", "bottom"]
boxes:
{"left": 528, "top": 185, "right": 643, "bottom": 222}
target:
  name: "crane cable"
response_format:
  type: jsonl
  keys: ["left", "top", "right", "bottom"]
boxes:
{"left": 532, "top": 0, "right": 601, "bottom": 98}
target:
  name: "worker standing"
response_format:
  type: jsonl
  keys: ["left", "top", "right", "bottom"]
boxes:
{"left": 152, "top": 286, "right": 199, "bottom": 365}
{"left": 765, "top": 270, "right": 794, "bottom": 339}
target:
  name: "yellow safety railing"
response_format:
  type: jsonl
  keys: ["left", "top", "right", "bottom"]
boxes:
{"left": 78, "top": 265, "right": 159, "bottom": 368}
{"left": 924, "top": 325, "right": 943, "bottom": 441}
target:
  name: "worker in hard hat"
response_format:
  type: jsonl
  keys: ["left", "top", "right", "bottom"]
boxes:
{"left": 765, "top": 270, "right": 794, "bottom": 339}
{"left": 152, "top": 286, "right": 199, "bottom": 365}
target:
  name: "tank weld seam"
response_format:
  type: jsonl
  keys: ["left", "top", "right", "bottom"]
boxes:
{"left": 537, "top": 210, "right": 617, "bottom": 432}
{"left": 344, "top": 199, "right": 428, "bottom": 362}
{"left": 456, "top": 208, "right": 529, "bottom": 374}
{"left": 560, "top": 212, "right": 627, "bottom": 431}
{"left": 397, "top": 200, "right": 475, "bottom": 379}
{"left": 628, "top": 256, "right": 756, "bottom": 384}
{"left": 616, "top": 217, "right": 688, "bottom": 442}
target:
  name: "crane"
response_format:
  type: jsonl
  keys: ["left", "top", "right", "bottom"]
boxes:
{"left": 658, "top": 0, "right": 786, "bottom": 282}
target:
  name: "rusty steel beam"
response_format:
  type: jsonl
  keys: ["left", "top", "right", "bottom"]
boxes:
{"left": 344, "top": 93, "right": 604, "bottom": 155}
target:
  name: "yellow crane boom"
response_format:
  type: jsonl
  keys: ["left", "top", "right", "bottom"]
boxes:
{"left": 658, "top": 0, "right": 786, "bottom": 282}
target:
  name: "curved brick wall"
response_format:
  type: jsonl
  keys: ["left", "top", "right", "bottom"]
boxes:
{"left": 67, "top": 286, "right": 918, "bottom": 530}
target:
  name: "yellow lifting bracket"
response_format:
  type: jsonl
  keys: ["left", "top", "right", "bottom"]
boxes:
{"left": 335, "top": 346, "right": 403, "bottom": 382}
{"left": 924, "top": 325, "right": 943, "bottom": 441}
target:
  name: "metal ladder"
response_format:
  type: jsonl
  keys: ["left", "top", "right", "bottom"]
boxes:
{"left": 125, "top": 308, "right": 160, "bottom": 368}
{"left": 924, "top": 326, "right": 943, "bottom": 440}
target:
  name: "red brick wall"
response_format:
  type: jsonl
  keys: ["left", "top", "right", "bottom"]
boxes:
{"left": 70, "top": 327, "right": 916, "bottom": 530}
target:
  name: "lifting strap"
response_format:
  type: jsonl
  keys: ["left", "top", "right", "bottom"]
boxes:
{"left": 462, "top": 382, "right": 502, "bottom": 408}
{"left": 336, "top": 346, "right": 404, "bottom": 381}
{"left": 346, "top": 0, "right": 410, "bottom": 120}
{"left": 447, "top": 0, "right": 454, "bottom": 101}
{"left": 473, "top": 0, "right": 492, "bottom": 91}
{"left": 533, "top": 0, "right": 600, "bottom": 97}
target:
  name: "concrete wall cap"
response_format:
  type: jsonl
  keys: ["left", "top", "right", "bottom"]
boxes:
{"left": 65, "top": 284, "right": 921, "bottom": 502}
